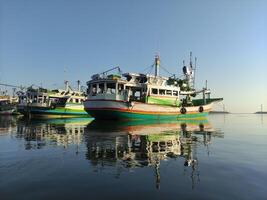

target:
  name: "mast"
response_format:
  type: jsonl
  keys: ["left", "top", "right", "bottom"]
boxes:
{"left": 64, "top": 80, "right": 69, "bottom": 91}
{"left": 154, "top": 55, "right": 160, "bottom": 76}
{"left": 190, "top": 51, "right": 193, "bottom": 69}
{"left": 77, "top": 80, "right": 81, "bottom": 92}
{"left": 193, "top": 57, "right": 197, "bottom": 89}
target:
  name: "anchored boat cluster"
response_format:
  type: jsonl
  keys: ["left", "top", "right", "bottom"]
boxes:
{"left": 0, "top": 54, "right": 222, "bottom": 120}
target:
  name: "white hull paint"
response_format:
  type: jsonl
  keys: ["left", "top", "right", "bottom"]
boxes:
{"left": 84, "top": 99, "right": 213, "bottom": 114}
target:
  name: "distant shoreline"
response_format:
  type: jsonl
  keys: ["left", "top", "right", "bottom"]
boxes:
{"left": 209, "top": 112, "right": 267, "bottom": 114}
{"left": 210, "top": 111, "right": 230, "bottom": 114}
{"left": 255, "top": 112, "right": 267, "bottom": 114}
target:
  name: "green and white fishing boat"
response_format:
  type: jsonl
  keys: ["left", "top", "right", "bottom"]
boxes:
{"left": 0, "top": 96, "right": 17, "bottom": 115}
{"left": 17, "top": 81, "right": 89, "bottom": 118}
{"left": 84, "top": 53, "right": 222, "bottom": 120}
{"left": 0, "top": 90, "right": 18, "bottom": 115}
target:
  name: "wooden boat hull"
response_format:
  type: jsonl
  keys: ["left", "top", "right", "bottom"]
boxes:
{"left": 0, "top": 103, "right": 16, "bottom": 115}
{"left": 17, "top": 105, "right": 89, "bottom": 119}
{"left": 0, "top": 109, "right": 15, "bottom": 115}
{"left": 84, "top": 99, "right": 215, "bottom": 120}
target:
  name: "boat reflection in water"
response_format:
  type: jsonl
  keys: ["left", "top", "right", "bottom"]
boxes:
{"left": 16, "top": 117, "right": 92, "bottom": 150}
{"left": 3, "top": 116, "right": 223, "bottom": 189}
{"left": 0, "top": 116, "right": 18, "bottom": 136}
{"left": 85, "top": 118, "right": 224, "bottom": 189}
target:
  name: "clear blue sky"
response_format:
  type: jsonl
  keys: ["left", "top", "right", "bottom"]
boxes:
{"left": 0, "top": 0, "right": 266, "bottom": 113}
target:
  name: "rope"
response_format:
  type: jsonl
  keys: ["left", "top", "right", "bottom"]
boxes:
{"left": 141, "top": 64, "right": 154, "bottom": 74}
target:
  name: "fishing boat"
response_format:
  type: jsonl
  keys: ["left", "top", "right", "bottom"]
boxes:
{"left": 0, "top": 90, "right": 18, "bottom": 115}
{"left": 84, "top": 53, "right": 223, "bottom": 120}
{"left": 17, "top": 81, "right": 89, "bottom": 118}
{"left": 0, "top": 97, "right": 17, "bottom": 115}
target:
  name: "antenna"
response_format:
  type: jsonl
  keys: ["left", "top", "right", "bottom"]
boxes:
{"left": 154, "top": 54, "right": 160, "bottom": 76}
{"left": 193, "top": 57, "right": 197, "bottom": 88}
{"left": 190, "top": 51, "right": 193, "bottom": 68}
{"left": 77, "top": 80, "right": 81, "bottom": 92}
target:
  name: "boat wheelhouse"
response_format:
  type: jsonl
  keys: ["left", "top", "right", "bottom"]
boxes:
{"left": 0, "top": 97, "right": 17, "bottom": 115}
{"left": 84, "top": 55, "right": 222, "bottom": 120}
{"left": 0, "top": 89, "right": 18, "bottom": 115}
{"left": 17, "top": 81, "right": 89, "bottom": 118}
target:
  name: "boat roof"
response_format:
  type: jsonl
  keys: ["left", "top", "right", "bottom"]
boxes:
{"left": 88, "top": 72, "right": 179, "bottom": 89}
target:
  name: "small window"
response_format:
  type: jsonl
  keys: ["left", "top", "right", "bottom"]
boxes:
{"left": 107, "top": 83, "right": 116, "bottom": 94}
{"left": 98, "top": 83, "right": 104, "bottom": 94}
{"left": 166, "top": 90, "right": 172, "bottom": 96}
{"left": 152, "top": 88, "right": 158, "bottom": 95}
{"left": 159, "top": 89, "right": 165, "bottom": 95}
{"left": 118, "top": 84, "right": 124, "bottom": 94}
{"left": 173, "top": 91, "right": 178, "bottom": 96}
{"left": 134, "top": 90, "right": 141, "bottom": 101}
{"left": 92, "top": 84, "right": 97, "bottom": 96}
{"left": 75, "top": 99, "right": 79, "bottom": 103}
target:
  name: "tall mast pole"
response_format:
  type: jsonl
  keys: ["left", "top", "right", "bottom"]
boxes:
{"left": 193, "top": 57, "right": 197, "bottom": 89}
{"left": 155, "top": 55, "right": 160, "bottom": 76}
{"left": 190, "top": 51, "right": 192, "bottom": 68}
{"left": 77, "top": 80, "right": 81, "bottom": 92}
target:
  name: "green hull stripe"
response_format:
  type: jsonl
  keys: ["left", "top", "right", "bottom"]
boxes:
{"left": 87, "top": 109, "right": 208, "bottom": 120}
{"left": 146, "top": 96, "right": 179, "bottom": 106}
{"left": 18, "top": 108, "right": 89, "bottom": 116}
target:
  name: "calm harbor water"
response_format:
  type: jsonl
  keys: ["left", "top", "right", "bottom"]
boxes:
{"left": 0, "top": 114, "right": 266, "bottom": 200}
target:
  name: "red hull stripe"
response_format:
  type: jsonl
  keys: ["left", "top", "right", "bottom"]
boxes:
{"left": 86, "top": 107, "right": 211, "bottom": 115}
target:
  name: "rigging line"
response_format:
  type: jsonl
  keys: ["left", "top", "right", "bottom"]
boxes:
{"left": 141, "top": 64, "right": 154, "bottom": 73}
{"left": 160, "top": 65, "right": 174, "bottom": 76}
{"left": 158, "top": 60, "right": 175, "bottom": 76}
{"left": 147, "top": 66, "right": 153, "bottom": 75}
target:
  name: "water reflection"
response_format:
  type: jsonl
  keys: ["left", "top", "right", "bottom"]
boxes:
{"left": 0, "top": 117, "right": 223, "bottom": 190}
{"left": 0, "top": 116, "right": 18, "bottom": 135}
{"left": 85, "top": 119, "right": 223, "bottom": 189}
{"left": 15, "top": 117, "right": 92, "bottom": 150}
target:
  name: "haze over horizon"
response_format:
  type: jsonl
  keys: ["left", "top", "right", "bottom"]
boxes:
{"left": 0, "top": 0, "right": 266, "bottom": 113}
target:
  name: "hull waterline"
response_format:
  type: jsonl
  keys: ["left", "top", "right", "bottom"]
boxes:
{"left": 17, "top": 106, "right": 90, "bottom": 119}
{"left": 84, "top": 99, "right": 213, "bottom": 120}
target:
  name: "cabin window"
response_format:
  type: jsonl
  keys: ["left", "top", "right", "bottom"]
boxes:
{"left": 106, "top": 83, "right": 116, "bottom": 94}
{"left": 134, "top": 91, "right": 141, "bottom": 100}
{"left": 173, "top": 91, "right": 178, "bottom": 96}
{"left": 166, "top": 90, "right": 172, "bottom": 96}
{"left": 118, "top": 84, "right": 124, "bottom": 94}
{"left": 152, "top": 88, "right": 158, "bottom": 95}
{"left": 33, "top": 95, "right": 37, "bottom": 103}
{"left": 159, "top": 89, "right": 165, "bottom": 95}
{"left": 129, "top": 88, "right": 142, "bottom": 101}
{"left": 98, "top": 83, "right": 105, "bottom": 94}
{"left": 75, "top": 99, "right": 79, "bottom": 103}
{"left": 38, "top": 96, "right": 43, "bottom": 103}
{"left": 92, "top": 84, "right": 97, "bottom": 96}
